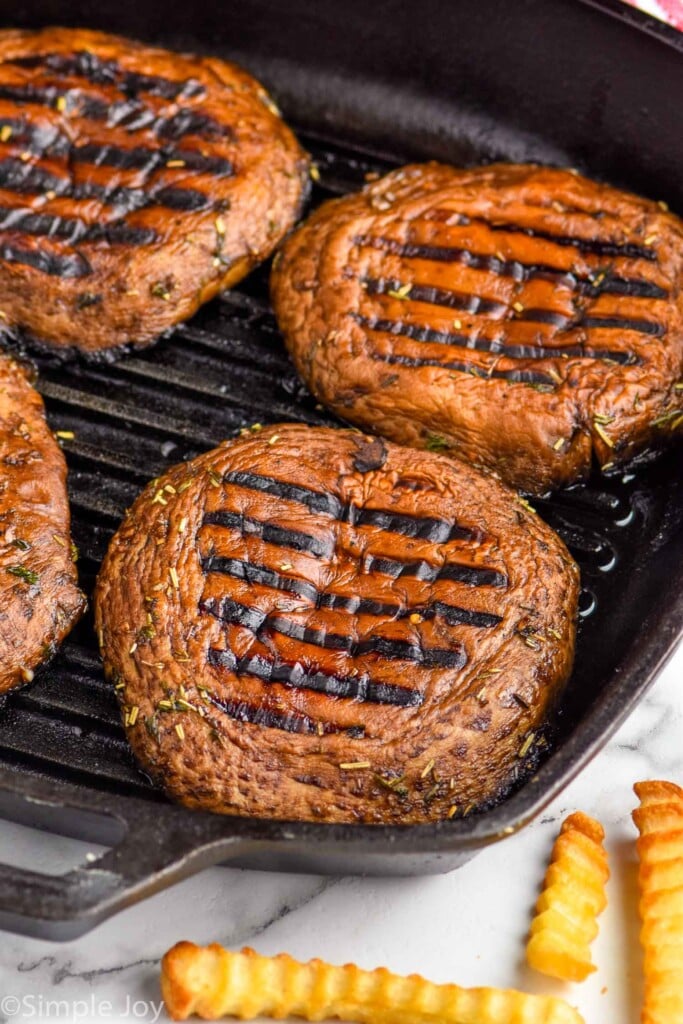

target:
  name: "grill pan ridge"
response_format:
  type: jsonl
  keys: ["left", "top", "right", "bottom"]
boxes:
{"left": 0, "top": 0, "right": 682, "bottom": 940}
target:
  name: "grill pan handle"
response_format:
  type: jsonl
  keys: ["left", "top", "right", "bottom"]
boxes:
{"left": 0, "top": 768, "right": 249, "bottom": 941}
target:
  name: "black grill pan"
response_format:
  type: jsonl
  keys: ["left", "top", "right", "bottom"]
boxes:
{"left": 0, "top": 0, "right": 682, "bottom": 941}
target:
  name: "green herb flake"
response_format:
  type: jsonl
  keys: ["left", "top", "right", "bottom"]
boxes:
{"left": 75, "top": 292, "right": 102, "bottom": 310}
{"left": 593, "top": 421, "right": 614, "bottom": 448}
{"left": 653, "top": 409, "right": 683, "bottom": 428}
{"left": 151, "top": 281, "right": 172, "bottom": 301}
{"left": 6, "top": 565, "right": 39, "bottom": 585}
{"left": 425, "top": 434, "right": 449, "bottom": 452}
{"left": 387, "top": 283, "right": 412, "bottom": 301}
{"left": 518, "top": 732, "right": 536, "bottom": 758}
{"left": 145, "top": 715, "right": 160, "bottom": 742}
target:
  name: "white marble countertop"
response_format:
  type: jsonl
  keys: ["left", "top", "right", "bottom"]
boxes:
{"left": 0, "top": 641, "right": 681, "bottom": 1024}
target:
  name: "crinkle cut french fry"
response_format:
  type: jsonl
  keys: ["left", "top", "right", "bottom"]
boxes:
{"left": 633, "top": 780, "right": 683, "bottom": 1024}
{"left": 526, "top": 811, "right": 609, "bottom": 982}
{"left": 161, "top": 943, "right": 585, "bottom": 1023}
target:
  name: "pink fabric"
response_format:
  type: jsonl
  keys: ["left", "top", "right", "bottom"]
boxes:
{"left": 658, "top": 0, "right": 683, "bottom": 28}
{"left": 624, "top": 0, "right": 683, "bottom": 29}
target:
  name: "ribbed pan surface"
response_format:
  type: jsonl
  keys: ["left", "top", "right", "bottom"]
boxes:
{"left": 0, "top": 129, "right": 681, "bottom": 819}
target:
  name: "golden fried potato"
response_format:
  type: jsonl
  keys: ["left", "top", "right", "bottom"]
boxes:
{"left": 161, "top": 943, "right": 585, "bottom": 1022}
{"left": 633, "top": 780, "right": 683, "bottom": 1024}
{"left": 526, "top": 811, "right": 609, "bottom": 982}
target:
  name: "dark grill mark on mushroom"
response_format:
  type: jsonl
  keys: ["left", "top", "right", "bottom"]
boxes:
{"left": 0, "top": 27, "right": 307, "bottom": 348}
{"left": 353, "top": 313, "right": 639, "bottom": 365}
{"left": 0, "top": 241, "right": 90, "bottom": 276}
{"left": 0, "top": 157, "right": 211, "bottom": 213}
{"left": 205, "top": 684, "right": 353, "bottom": 735}
{"left": 353, "top": 235, "right": 667, "bottom": 299}
{"left": 364, "top": 554, "right": 508, "bottom": 587}
{"left": 201, "top": 554, "right": 502, "bottom": 627}
{"left": 0, "top": 205, "right": 159, "bottom": 246}
{"left": 363, "top": 278, "right": 663, "bottom": 339}
{"left": 94, "top": 424, "right": 580, "bottom": 823}
{"left": 203, "top": 509, "right": 332, "bottom": 558}
{"left": 207, "top": 646, "right": 424, "bottom": 708}
{"left": 8, "top": 50, "right": 207, "bottom": 100}
{"left": 221, "top": 470, "right": 480, "bottom": 542}
{"left": 370, "top": 350, "right": 559, "bottom": 386}
{"left": 202, "top": 595, "right": 468, "bottom": 670}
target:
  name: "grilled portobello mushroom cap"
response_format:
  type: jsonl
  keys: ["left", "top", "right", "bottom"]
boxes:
{"left": 271, "top": 163, "right": 683, "bottom": 494}
{"left": 0, "top": 27, "right": 309, "bottom": 353}
{"left": 94, "top": 423, "right": 579, "bottom": 825}
{"left": 0, "top": 354, "right": 85, "bottom": 693}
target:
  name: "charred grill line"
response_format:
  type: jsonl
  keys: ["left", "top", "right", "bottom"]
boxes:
{"left": 515, "top": 308, "right": 574, "bottom": 327}
{"left": 354, "top": 313, "right": 638, "bottom": 365}
{"left": 202, "top": 596, "right": 467, "bottom": 669}
{"left": 353, "top": 235, "right": 667, "bottom": 299}
{"left": 478, "top": 218, "right": 658, "bottom": 261}
{"left": 224, "top": 471, "right": 342, "bottom": 516}
{"left": 155, "top": 109, "right": 227, "bottom": 142}
{"left": 221, "top": 470, "right": 479, "bottom": 542}
{"left": 0, "top": 157, "right": 211, "bottom": 214}
{"left": 8, "top": 51, "right": 207, "bottom": 101}
{"left": 425, "top": 209, "right": 659, "bottom": 260}
{"left": 0, "top": 83, "right": 150, "bottom": 126}
{"left": 202, "top": 510, "right": 332, "bottom": 558}
{"left": 365, "top": 553, "right": 508, "bottom": 588}
{"left": 0, "top": 205, "right": 158, "bottom": 246}
{"left": 0, "top": 117, "right": 234, "bottom": 177}
{"left": 0, "top": 241, "right": 91, "bottom": 277}
{"left": 0, "top": 158, "right": 68, "bottom": 197}
{"left": 368, "top": 280, "right": 663, "bottom": 336}
{"left": 207, "top": 646, "right": 422, "bottom": 708}
{"left": 201, "top": 554, "right": 502, "bottom": 627}
{"left": 203, "top": 554, "right": 319, "bottom": 601}
{"left": 373, "top": 351, "right": 557, "bottom": 385}
{"left": 363, "top": 276, "right": 507, "bottom": 316}
{"left": 580, "top": 315, "right": 665, "bottom": 337}
{"left": 0, "top": 118, "right": 72, "bottom": 158}
{"left": 151, "top": 186, "right": 211, "bottom": 212}
{"left": 73, "top": 142, "right": 233, "bottom": 177}
{"left": 357, "top": 508, "right": 479, "bottom": 542}
{"left": 587, "top": 276, "right": 667, "bottom": 299}
{"left": 0, "top": 84, "right": 228, "bottom": 140}
{"left": 204, "top": 682, "right": 350, "bottom": 735}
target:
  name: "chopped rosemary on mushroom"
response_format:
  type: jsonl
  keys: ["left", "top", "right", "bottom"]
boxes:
{"left": 519, "top": 732, "right": 535, "bottom": 758}
{"left": 6, "top": 565, "right": 39, "bottom": 585}
{"left": 425, "top": 434, "right": 449, "bottom": 451}
{"left": 593, "top": 421, "right": 614, "bottom": 448}
{"left": 387, "top": 283, "right": 412, "bottom": 300}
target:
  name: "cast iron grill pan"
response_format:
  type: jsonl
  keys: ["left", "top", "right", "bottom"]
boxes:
{"left": 0, "top": 0, "right": 682, "bottom": 940}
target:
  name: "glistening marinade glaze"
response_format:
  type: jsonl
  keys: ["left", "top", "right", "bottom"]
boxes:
{"left": 273, "top": 162, "right": 683, "bottom": 493}
{"left": 94, "top": 423, "right": 580, "bottom": 825}
{"left": 0, "top": 26, "right": 309, "bottom": 351}
{"left": 0, "top": 353, "right": 85, "bottom": 695}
